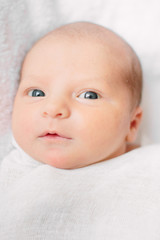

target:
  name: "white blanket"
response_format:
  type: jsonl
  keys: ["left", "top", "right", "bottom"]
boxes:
{"left": 0, "top": 138, "right": 160, "bottom": 239}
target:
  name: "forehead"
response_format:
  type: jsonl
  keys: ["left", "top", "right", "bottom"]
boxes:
{"left": 21, "top": 35, "right": 127, "bottom": 83}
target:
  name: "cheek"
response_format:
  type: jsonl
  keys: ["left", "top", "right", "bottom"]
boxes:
{"left": 75, "top": 110, "right": 111, "bottom": 143}
{"left": 79, "top": 109, "right": 129, "bottom": 143}
{"left": 12, "top": 102, "right": 36, "bottom": 137}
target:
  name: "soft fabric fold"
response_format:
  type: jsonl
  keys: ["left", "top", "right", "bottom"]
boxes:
{"left": 0, "top": 141, "right": 160, "bottom": 239}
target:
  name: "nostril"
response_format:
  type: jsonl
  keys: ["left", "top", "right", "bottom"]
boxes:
{"left": 42, "top": 105, "right": 70, "bottom": 119}
{"left": 43, "top": 112, "right": 48, "bottom": 117}
{"left": 56, "top": 113, "right": 62, "bottom": 116}
{"left": 43, "top": 111, "right": 63, "bottom": 118}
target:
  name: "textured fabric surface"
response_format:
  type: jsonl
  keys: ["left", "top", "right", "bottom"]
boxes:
{"left": 0, "top": 139, "right": 160, "bottom": 239}
{"left": 0, "top": 0, "right": 34, "bottom": 161}
{"left": 0, "top": 0, "right": 160, "bottom": 162}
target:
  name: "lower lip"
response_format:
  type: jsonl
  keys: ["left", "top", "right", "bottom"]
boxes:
{"left": 40, "top": 134, "right": 71, "bottom": 142}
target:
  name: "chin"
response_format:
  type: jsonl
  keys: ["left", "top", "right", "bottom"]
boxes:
{"left": 43, "top": 156, "right": 76, "bottom": 170}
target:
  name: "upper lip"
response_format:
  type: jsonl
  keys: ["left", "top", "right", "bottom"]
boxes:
{"left": 39, "top": 131, "right": 72, "bottom": 139}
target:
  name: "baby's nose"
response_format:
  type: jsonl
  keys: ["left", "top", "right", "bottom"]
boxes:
{"left": 42, "top": 99, "right": 71, "bottom": 119}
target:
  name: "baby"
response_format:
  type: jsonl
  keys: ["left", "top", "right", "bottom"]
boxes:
{"left": 1, "top": 22, "right": 160, "bottom": 240}
{"left": 12, "top": 21, "right": 143, "bottom": 169}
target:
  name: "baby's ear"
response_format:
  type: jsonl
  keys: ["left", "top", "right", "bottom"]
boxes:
{"left": 126, "top": 106, "right": 143, "bottom": 143}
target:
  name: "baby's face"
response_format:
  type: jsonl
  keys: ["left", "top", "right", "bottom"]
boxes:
{"left": 12, "top": 36, "right": 137, "bottom": 169}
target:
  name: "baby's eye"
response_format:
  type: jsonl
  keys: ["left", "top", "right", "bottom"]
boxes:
{"left": 28, "top": 89, "right": 45, "bottom": 97}
{"left": 78, "top": 91, "right": 100, "bottom": 99}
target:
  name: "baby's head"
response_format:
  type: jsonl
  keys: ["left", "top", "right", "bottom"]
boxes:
{"left": 12, "top": 22, "right": 143, "bottom": 169}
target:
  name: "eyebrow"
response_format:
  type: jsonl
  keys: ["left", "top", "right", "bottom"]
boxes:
{"left": 22, "top": 74, "right": 111, "bottom": 82}
{"left": 20, "top": 74, "right": 115, "bottom": 89}
{"left": 21, "top": 75, "right": 48, "bottom": 83}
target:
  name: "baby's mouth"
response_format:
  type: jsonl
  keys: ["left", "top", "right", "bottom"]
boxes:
{"left": 46, "top": 133, "right": 59, "bottom": 137}
{"left": 40, "top": 131, "right": 72, "bottom": 140}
